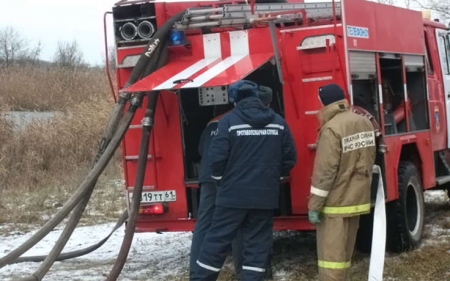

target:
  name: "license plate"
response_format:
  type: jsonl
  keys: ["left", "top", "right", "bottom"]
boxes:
{"left": 129, "top": 190, "right": 177, "bottom": 204}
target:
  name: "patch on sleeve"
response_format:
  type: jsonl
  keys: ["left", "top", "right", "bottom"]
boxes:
{"left": 342, "top": 131, "right": 375, "bottom": 153}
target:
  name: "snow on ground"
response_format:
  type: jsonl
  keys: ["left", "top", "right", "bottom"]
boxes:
{"left": 424, "top": 189, "right": 448, "bottom": 203}
{"left": 0, "top": 223, "right": 193, "bottom": 281}
{"left": 0, "top": 190, "right": 449, "bottom": 281}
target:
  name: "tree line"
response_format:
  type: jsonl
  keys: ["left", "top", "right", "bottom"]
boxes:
{"left": 0, "top": 26, "right": 113, "bottom": 70}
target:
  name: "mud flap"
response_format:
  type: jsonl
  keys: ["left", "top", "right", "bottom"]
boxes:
{"left": 368, "top": 165, "right": 386, "bottom": 281}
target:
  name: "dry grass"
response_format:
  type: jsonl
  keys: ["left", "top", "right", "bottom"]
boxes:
{"left": 0, "top": 66, "right": 124, "bottom": 228}
{"left": 0, "top": 66, "right": 114, "bottom": 111}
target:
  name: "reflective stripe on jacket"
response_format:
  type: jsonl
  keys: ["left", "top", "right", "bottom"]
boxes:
{"left": 308, "top": 100, "right": 376, "bottom": 217}
{"left": 209, "top": 97, "right": 297, "bottom": 209}
{"left": 197, "top": 111, "right": 231, "bottom": 184}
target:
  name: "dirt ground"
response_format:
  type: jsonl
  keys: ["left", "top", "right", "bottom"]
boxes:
{"left": 2, "top": 190, "right": 450, "bottom": 281}
{"left": 178, "top": 190, "right": 450, "bottom": 281}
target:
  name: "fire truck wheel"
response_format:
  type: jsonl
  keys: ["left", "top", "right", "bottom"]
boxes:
{"left": 387, "top": 161, "right": 425, "bottom": 253}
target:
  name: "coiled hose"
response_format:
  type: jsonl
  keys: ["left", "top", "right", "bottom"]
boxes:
{"left": 14, "top": 41, "right": 169, "bottom": 281}
{"left": 0, "top": 94, "right": 142, "bottom": 267}
{"left": 11, "top": 40, "right": 170, "bottom": 269}
{"left": 14, "top": 107, "right": 140, "bottom": 281}
{"left": 1, "top": 95, "right": 129, "bottom": 274}
{"left": 12, "top": 210, "right": 128, "bottom": 264}
{"left": 0, "top": 11, "right": 184, "bottom": 280}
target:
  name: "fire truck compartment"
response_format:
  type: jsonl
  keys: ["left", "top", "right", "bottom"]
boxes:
{"left": 379, "top": 56, "right": 407, "bottom": 135}
{"left": 179, "top": 61, "right": 290, "bottom": 218}
{"left": 405, "top": 57, "right": 429, "bottom": 132}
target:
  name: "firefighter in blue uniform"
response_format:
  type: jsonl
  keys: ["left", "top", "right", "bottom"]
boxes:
{"left": 189, "top": 104, "right": 234, "bottom": 278}
{"left": 191, "top": 80, "right": 297, "bottom": 281}
{"left": 190, "top": 85, "right": 276, "bottom": 279}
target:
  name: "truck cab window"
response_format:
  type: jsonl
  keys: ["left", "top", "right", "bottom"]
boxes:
{"left": 438, "top": 35, "right": 450, "bottom": 75}
{"left": 424, "top": 31, "right": 433, "bottom": 74}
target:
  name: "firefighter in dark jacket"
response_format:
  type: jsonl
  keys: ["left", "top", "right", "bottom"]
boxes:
{"left": 191, "top": 80, "right": 297, "bottom": 281}
{"left": 308, "top": 83, "right": 376, "bottom": 281}
{"left": 190, "top": 85, "right": 276, "bottom": 279}
{"left": 189, "top": 105, "right": 233, "bottom": 278}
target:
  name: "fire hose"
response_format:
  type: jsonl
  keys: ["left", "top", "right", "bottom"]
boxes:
{"left": 11, "top": 39, "right": 171, "bottom": 271}
{"left": 106, "top": 91, "right": 159, "bottom": 281}
{"left": 0, "top": 11, "right": 184, "bottom": 281}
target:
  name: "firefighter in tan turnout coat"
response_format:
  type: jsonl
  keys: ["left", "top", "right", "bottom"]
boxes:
{"left": 308, "top": 83, "right": 376, "bottom": 281}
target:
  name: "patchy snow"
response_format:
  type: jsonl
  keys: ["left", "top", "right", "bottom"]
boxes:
{"left": 0, "top": 223, "right": 193, "bottom": 280}
{"left": 424, "top": 190, "right": 448, "bottom": 203}
{"left": 1, "top": 189, "right": 450, "bottom": 280}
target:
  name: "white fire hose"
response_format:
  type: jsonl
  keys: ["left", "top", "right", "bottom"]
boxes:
{"left": 368, "top": 165, "right": 386, "bottom": 281}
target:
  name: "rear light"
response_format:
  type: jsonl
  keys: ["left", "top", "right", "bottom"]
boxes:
{"left": 139, "top": 203, "right": 166, "bottom": 215}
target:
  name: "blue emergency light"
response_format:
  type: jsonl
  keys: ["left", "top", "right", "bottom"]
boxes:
{"left": 170, "top": 29, "right": 187, "bottom": 46}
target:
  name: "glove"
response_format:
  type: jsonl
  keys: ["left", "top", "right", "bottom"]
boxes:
{"left": 308, "top": 210, "right": 322, "bottom": 225}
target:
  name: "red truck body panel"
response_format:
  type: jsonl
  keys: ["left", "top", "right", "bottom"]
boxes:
{"left": 110, "top": 0, "right": 450, "bottom": 232}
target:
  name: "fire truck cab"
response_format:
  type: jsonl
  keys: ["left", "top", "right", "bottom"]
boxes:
{"left": 109, "top": 0, "right": 450, "bottom": 253}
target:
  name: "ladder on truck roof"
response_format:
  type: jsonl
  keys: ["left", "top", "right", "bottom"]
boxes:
{"left": 174, "top": 2, "right": 341, "bottom": 30}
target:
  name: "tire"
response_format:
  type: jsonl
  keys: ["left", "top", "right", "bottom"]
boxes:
{"left": 387, "top": 161, "right": 425, "bottom": 253}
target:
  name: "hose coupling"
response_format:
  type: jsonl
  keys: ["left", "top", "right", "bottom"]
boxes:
{"left": 142, "top": 117, "right": 153, "bottom": 127}
{"left": 130, "top": 93, "right": 144, "bottom": 108}
{"left": 118, "top": 92, "right": 131, "bottom": 104}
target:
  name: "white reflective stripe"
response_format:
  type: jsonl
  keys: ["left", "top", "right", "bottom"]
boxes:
{"left": 229, "top": 124, "right": 284, "bottom": 132}
{"left": 181, "top": 55, "right": 246, "bottom": 88}
{"left": 230, "top": 30, "right": 249, "bottom": 56}
{"left": 181, "top": 31, "right": 248, "bottom": 88}
{"left": 197, "top": 260, "right": 221, "bottom": 272}
{"left": 153, "top": 58, "right": 218, "bottom": 90}
{"left": 265, "top": 124, "right": 284, "bottom": 130}
{"left": 229, "top": 124, "right": 252, "bottom": 131}
{"left": 242, "top": 265, "right": 266, "bottom": 272}
{"left": 203, "top": 33, "right": 221, "bottom": 59}
{"left": 211, "top": 175, "right": 222, "bottom": 180}
{"left": 310, "top": 186, "right": 329, "bottom": 197}
{"left": 154, "top": 33, "right": 223, "bottom": 90}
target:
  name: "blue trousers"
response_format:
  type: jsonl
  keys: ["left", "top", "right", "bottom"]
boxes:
{"left": 191, "top": 206, "right": 274, "bottom": 281}
{"left": 189, "top": 183, "right": 243, "bottom": 278}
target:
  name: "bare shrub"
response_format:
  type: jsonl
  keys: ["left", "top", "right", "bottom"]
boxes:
{"left": 0, "top": 26, "right": 27, "bottom": 67}
{"left": 54, "top": 40, "right": 85, "bottom": 69}
{"left": 0, "top": 26, "right": 43, "bottom": 68}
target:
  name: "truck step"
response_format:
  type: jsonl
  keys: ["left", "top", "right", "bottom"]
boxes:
{"left": 436, "top": 176, "right": 450, "bottom": 186}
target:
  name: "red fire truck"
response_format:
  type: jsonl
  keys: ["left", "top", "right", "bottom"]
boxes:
{"left": 107, "top": 0, "right": 450, "bottom": 253}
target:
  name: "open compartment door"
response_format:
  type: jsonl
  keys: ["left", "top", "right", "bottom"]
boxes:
{"left": 122, "top": 52, "right": 275, "bottom": 102}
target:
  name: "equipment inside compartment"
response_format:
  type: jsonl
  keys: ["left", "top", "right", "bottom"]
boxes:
{"left": 179, "top": 61, "right": 291, "bottom": 218}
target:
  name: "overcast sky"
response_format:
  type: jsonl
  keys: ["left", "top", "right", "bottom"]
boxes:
{"left": 0, "top": 0, "right": 431, "bottom": 66}
{"left": 0, "top": 0, "right": 116, "bottom": 65}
